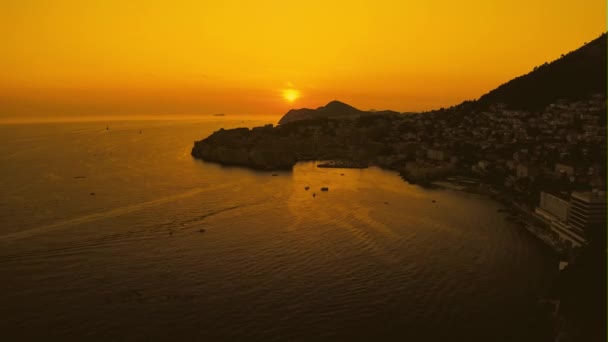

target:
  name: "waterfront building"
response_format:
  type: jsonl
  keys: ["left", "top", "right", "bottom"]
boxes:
{"left": 535, "top": 192, "right": 586, "bottom": 248}
{"left": 568, "top": 190, "right": 607, "bottom": 233}
{"left": 539, "top": 192, "right": 570, "bottom": 222}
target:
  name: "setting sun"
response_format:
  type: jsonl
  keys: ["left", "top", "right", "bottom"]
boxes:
{"left": 0, "top": 0, "right": 605, "bottom": 118}
{"left": 283, "top": 89, "right": 300, "bottom": 103}
{"left": 0, "top": 0, "right": 605, "bottom": 340}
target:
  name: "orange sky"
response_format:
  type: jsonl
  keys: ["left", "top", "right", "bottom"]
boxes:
{"left": 1, "top": 0, "right": 605, "bottom": 120}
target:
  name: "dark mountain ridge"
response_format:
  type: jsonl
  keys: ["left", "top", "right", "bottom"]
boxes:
{"left": 451, "top": 33, "right": 606, "bottom": 113}
{"left": 279, "top": 100, "right": 397, "bottom": 125}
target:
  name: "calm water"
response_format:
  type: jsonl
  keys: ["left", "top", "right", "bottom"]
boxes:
{"left": 0, "top": 118, "right": 556, "bottom": 341}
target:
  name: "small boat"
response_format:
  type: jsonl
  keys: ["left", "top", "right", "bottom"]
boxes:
{"left": 313, "top": 193, "right": 316, "bottom": 197}
{"left": 304, "top": 186, "right": 310, "bottom": 190}
{"left": 321, "top": 187, "right": 329, "bottom": 192}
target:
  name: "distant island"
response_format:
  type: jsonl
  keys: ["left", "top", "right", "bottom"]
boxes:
{"left": 279, "top": 100, "right": 401, "bottom": 125}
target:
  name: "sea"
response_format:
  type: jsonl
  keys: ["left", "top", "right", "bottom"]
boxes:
{"left": 0, "top": 117, "right": 557, "bottom": 341}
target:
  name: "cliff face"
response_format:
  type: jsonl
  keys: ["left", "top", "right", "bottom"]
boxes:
{"left": 191, "top": 111, "right": 404, "bottom": 170}
{"left": 191, "top": 142, "right": 298, "bottom": 170}
{"left": 191, "top": 126, "right": 298, "bottom": 170}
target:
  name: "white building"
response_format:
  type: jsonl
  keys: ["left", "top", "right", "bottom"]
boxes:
{"left": 535, "top": 192, "right": 586, "bottom": 248}
{"left": 539, "top": 192, "right": 570, "bottom": 222}
{"left": 568, "top": 190, "right": 607, "bottom": 232}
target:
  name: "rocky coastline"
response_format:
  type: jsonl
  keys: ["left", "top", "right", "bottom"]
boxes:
{"left": 316, "top": 160, "right": 368, "bottom": 169}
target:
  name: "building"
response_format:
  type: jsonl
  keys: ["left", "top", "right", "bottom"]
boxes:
{"left": 535, "top": 192, "right": 586, "bottom": 248}
{"left": 555, "top": 163, "right": 575, "bottom": 177}
{"left": 426, "top": 148, "right": 450, "bottom": 161}
{"left": 404, "top": 160, "right": 454, "bottom": 180}
{"left": 568, "top": 190, "right": 607, "bottom": 233}
{"left": 516, "top": 164, "right": 540, "bottom": 179}
{"left": 539, "top": 192, "right": 570, "bottom": 222}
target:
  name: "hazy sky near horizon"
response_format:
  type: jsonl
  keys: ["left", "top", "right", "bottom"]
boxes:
{"left": 1, "top": 0, "right": 605, "bottom": 119}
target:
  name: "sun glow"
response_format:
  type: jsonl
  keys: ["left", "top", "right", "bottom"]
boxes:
{"left": 0, "top": 1, "right": 604, "bottom": 118}
{"left": 283, "top": 89, "right": 300, "bottom": 103}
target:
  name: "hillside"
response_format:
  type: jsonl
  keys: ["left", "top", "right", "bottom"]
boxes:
{"left": 473, "top": 33, "right": 606, "bottom": 111}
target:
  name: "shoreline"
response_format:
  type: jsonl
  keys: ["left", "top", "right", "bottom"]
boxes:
{"left": 429, "top": 176, "right": 566, "bottom": 340}
{"left": 316, "top": 160, "right": 368, "bottom": 169}
{"left": 429, "top": 178, "right": 570, "bottom": 257}
{"left": 198, "top": 154, "right": 573, "bottom": 262}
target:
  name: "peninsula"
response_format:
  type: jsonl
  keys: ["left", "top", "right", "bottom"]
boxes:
{"left": 191, "top": 34, "right": 607, "bottom": 340}
{"left": 191, "top": 100, "right": 403, "bottom": 170}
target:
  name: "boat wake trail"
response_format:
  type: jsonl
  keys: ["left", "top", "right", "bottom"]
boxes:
{"left": 0, "top": 200, "right": 253, "bottom": 263}
{"left": 0, "top": 187, "right": 212, "bottom": 241}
